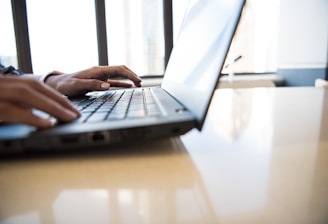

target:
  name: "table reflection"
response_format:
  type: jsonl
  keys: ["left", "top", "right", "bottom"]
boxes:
{"left": 182, "top": 89, "right": 274, "bottom": 216}
{"left": 181, "top": 88, "right": 328, "bottom": 223}
{"left": 0, "top": 138, "right": 215, "bottom": 224}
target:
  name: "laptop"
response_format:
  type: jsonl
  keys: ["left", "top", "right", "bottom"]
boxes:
{"left": 0, "top": 0, "right": 246, "bottom": 155}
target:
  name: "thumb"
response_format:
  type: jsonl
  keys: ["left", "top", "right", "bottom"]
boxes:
{"left": 79, "top": 79, "right": 110, "bottom": 91}
{"left": 71, "top": 79, "right": 110, "bottom": 95}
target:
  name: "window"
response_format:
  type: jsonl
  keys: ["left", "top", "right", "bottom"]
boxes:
{"left": 6, "top": 0, "right": 280, "bottom": 76}
{"left": 222, "top": 0, "right": 280, "bottom": 74}
{"left": 26, "top": 0, "right": 98, "bottom": 74}
{"left": 0, "top": 0, "right": 18, "bottom": 67}
{"left": 23, "top": 0, "right": 166, "bottom": 76}
{"left": 172, "top": 0, "right": 189, "bottom": 42}
{"left": 105, "top": 0, "right": 164, "bottom": 76}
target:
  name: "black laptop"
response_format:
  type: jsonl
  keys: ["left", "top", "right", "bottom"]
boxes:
{"left": 0, "top": 0, "right": 246, "bottom": 155}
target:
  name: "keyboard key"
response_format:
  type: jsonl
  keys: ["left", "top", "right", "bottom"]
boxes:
{"left": 86, "top": 112, "right": 108, "bottom": 122}
{"left": 72, "top": 113, "right": 92, "bottom": 123}
{"left": 127, "top": 110, "right": 146, "bottom": 118}
{"left": 107, "top": 113, "right": 126, "bottom": 120}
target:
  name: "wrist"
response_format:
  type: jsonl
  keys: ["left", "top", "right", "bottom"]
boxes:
{"left": 40, "top": 73, "right": 56, "bottom": 84}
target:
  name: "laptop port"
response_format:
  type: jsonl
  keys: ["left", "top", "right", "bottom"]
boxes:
{"left": 171, "top": 127, "right": 181, "bottom": 134}
{"left": 92, "top": 132, "right": 105, "bottom": 142}
{"left": 87, "top": 132, "right": 110, "bottom": 144}
{"left": 61, "top": 135, "right": 80, "bottom": 144}
{"left": 2, "top": 140, "right": 12, "bottom": 148}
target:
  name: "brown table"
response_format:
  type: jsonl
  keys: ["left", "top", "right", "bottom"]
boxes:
{"left": 1, "top": 87, "right": 327, "bottom": 224}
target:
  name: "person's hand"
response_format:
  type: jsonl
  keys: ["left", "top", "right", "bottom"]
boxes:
{"left": 0, "top": 75, "right": 80, "bottom": 128}
{"left": 45, "top": 65, "right": 142, "bottom": 97}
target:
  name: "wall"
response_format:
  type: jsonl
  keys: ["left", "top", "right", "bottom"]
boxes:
{"left": 277, "top": 0, "right": 328, "bottom": 86}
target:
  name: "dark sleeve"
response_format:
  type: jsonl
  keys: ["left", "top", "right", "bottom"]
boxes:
{"left": 0, "top": 62, "right": 24, "bottom": 76}
{"left": 0, "top": 62, "right": 5, "bottom": 70}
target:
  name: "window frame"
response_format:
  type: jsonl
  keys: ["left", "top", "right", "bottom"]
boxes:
{"left": 11, "top": 0, "right": 173, "bottom": 75}
{"left": 11, "top": 0, "right": 33, "bottom": 73}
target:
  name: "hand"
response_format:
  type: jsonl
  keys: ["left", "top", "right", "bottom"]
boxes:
{"left": 0, "top": 76, "right": 80, "bottom": 128}
{"left": 45, "top": 65, "right": 142, "bottom": 97}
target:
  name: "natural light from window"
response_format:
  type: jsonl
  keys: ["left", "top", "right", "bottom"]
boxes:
{"left": 0, "top": 0, "right": 18, "bottom": 68}
{"left": 2, "top": 0, "right": 280, "bottom": 76}
{"left": 222, "top": 0, "right": 280, "bottom": 74}
{"left": 26, "top": 0, "right": 98, "bottom": 74}
{"left": 105, "top": 0, "right": 164, "bottom": 76}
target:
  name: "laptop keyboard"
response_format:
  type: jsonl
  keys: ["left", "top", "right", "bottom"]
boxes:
{"left": 71, "top": 88, "right": 163, "bottom": 123}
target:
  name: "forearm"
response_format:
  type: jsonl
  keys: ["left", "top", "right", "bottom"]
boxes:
{"left": 0, "top": 72, "right": 43, "bottom": 81}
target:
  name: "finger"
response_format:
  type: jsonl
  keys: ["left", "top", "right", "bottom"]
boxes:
{"left": 109, "top": 65, "right": 142, "bottom": 86}
{"left": 81, "top": 66, "right": 142, "bottom": 86}
{"left": 0, "top": 82, "right": 79, "bottom": 122}
{"left": 20, "top": 78, "right": 80, "bottom": 116}
{"left": 2, "top": 77, "right": 80, "bottom": 116}
{"left": 107, "top": 79, "right": 133, "bottom": 88}
{"left": 0, "top": 102, "right": 54, "bottom": 128}
{"left": 64, "top": 79, "right": 112, "bottom": 96}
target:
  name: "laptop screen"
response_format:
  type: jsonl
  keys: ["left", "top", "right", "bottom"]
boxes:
{"left": 162, "top": 0, "right": 245, "bottom": 129}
